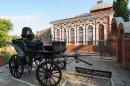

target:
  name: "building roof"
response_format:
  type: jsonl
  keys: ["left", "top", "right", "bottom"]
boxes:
{"left": 112, "top": 17, "right": 124, "bottom": 28}
{"left": 50, "top": 12, "right": 114, "bottom": 24}
{"left": 123, "top": 22, "right": 130, "bottom": 33}
{"left": 90, "top": 0, "right": 112, "bottom": 11}
{"left": 50, "top": 0, "right": 113, "bottom": 24}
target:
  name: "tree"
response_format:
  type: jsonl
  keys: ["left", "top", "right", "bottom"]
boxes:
{"left": 11, "top": 35, "right": 20, "bottom": 40}
{"left": 0, "top": 18, "right": 13, "bottom": 47}
{"left": 0, "top": 19, "right": 13, "bottom": 33}
{"left": 113, "top": 0, "right": 129, "bottom": 21}
{"left": 0, "top": 30, "right": 10, "bottom": 47}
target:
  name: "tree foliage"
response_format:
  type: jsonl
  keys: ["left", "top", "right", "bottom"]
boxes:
{"left": 113, "top": 0, "right": 129, "bottom": 21}
{"left": 0, "top": 19, "right": 13, "bottom": 33}
{"left": 0, "top": 18, "right": 13, "bottom": 47}
{"left": 11, "top": 35, "right": 20, "bottom": 40}
{"left": 0, "top": 30, "right": 10, "bottom": 47}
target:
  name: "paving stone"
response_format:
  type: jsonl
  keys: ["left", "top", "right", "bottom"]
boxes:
{"left": 0, "top": 53, "right": 130, "bottom": 86}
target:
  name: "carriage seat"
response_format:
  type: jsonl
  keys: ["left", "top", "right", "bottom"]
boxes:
{"left": 12, "top": 39, "right": 28, "bottom": 57}
{"left": 20, "top": 27, "right": 57, "bottom": 52}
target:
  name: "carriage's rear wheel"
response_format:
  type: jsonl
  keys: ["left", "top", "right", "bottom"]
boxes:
{"left": 9, "top": 54, "right": 24, "bottom": 78}
{"left": 36, "top": 62, "right": 62, "bottom": 86}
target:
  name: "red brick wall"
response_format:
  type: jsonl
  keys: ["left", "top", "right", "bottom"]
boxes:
{"left": 121, "top": 34, "right": 130, "bottom": 69}
{"left": 111, "top": 33, "right": 118, "bottom": 56}
{"left": 90, "top": 7, "right": 113, "bottom": 15}
{"left": 66, "top": 43, "right": 108, "bottom": 53}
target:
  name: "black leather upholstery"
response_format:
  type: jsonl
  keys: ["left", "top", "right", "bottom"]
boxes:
{"left": 12, "top": 39, "right": 27, "bottom": 57}
{"left": 21, "top": 27, "right": 34, "bottom": 41}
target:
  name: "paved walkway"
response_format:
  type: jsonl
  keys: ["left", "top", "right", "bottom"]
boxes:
{"left": 0, "top": 53, "right": 130, "bottom": 86}
{"left": 65, "top": 54, "right": 130, "bottom": 86}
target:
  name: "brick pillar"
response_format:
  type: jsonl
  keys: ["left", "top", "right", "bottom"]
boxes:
{"left": 117, "top": 37, "right": 122, "bottom": 63}
{"left": 122, "top": 33, "right": 130, "bottom": 69}
{"left": 106, "top": 16, "right": 110, "bottom": 40}
{"left": 111, "top": 36, "right": 117, "bottom": 56}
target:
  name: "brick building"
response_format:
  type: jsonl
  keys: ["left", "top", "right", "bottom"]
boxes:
{"left": 37, "top": 28, "right": 52, "bottom": 44}
{"left": 50, "top": 1, "right": 114, "bottom": 52}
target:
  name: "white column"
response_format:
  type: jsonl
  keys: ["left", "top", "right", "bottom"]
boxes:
{"left": 68, "top": 28, "right": 70, "bottom": 45}
{"left": 74, "top": 28, "right": 77, "bottom": 45}
{"left": 86, "top": 26, "right": 88, "bottom": 45}
{"left": 62, "top": 29, "right": 64, "bottom": 41}
{"left": 104, "top": 25, "right": 107, "bottom": 45}
{"left": 83, "top": 27, "right": 86, "bottom": 45}
{"left": 76, "top": 27, "right": 79, "bottom": 45}
{"left": 66, "top": 28, "right": 69, "bottom": 45}
{"left": 93, "top": 25, "right": 95, "bottom": 45}
{"left": 60, "top": 29, "right": 62, "bottom": 41}
{"left": 96, "top": 25, "right": 99, "bottom": 45}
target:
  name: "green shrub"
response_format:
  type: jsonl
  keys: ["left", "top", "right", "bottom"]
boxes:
{"left": 0, "top": 51, "right": 12, "bottom": 65}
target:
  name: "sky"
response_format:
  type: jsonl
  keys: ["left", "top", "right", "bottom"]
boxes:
{"left": 0, "top": 0, "right": 129, "bottom": 35}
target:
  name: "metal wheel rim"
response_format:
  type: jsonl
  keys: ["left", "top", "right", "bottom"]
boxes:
{"left": 9, "top": 54, "right": 24, "bottom": 78}
{"left": 36, "top": 62, "right": 62, "bottom": 86}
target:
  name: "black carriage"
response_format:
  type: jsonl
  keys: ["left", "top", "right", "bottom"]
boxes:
{"left": 8, "top": 27, "right": 66, "bottom": 86}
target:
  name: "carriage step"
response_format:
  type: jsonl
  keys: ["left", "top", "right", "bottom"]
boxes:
{"left": 75, "top": 67, "right": 112, "bottom": 79}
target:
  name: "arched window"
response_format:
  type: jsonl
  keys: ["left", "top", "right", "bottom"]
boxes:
{"left": 70, "top": 28, "right": 75, "bottom": 42}
{"left": 79, "top": 26, "right": 83, "bottom": 42}
{"left": 56, "top": 29, "right": 60, "bottom": 41}
{"left": 64, "top": 29, "right": 67, "bottom": 41}
{"left": 88, "top": 25, "right": 93, "bottom": 41}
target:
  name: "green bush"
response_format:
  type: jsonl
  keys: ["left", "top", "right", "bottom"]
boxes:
{"left": 0, "top": 51, "right": 12, "bottom": 65}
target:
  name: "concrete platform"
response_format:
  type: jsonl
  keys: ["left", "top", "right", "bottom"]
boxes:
{"left": 0, "top": 54, "right": 130, "bottom": 86}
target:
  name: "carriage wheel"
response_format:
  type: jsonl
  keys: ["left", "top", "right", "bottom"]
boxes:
{"left": 9, "top": 54, "right": 24, "bottom": 78}
{"left": 54, "top": 57, "right": 66, "bottom": 69}
{"left": 36, "top": 62, "right": 62, "bottom": 86}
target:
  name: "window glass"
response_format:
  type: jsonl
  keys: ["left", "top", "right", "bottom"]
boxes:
{"left": 79, "top": 26, "right": 83, "bottom": 41}
{"left": 56, "top": 29, "right": 60, "bottom": 41}
{"left": 70, "top": 28, "right": 75, "bottom": 42}
{"left": 88, "top": 25, "right": 93, "bottom": 41}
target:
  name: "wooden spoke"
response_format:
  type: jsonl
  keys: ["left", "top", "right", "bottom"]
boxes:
{"left": 36, "top": 62, "right": 62, "bottom": 86}
{"left": 9, "top": 54, "right": 24, "bottom": 78}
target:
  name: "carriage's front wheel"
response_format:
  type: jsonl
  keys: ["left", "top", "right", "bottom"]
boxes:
{"left": 36, "top": 62, "right": 62, "bottom": 86}
{"left": 9, "top": 54, "right": 24, "bottom": 78}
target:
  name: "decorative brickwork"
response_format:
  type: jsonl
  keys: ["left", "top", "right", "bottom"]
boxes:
{"left": 111, "top": 18, "right": 118, "bottom": 55}
{"left": 50, "top": 1, "right": 113, "bottom": 50}
{"left": 110, "top": 17, "right": 130, "bottom": 69}
{"left": 90, "top": 8, "right": 113, "bottom": 16}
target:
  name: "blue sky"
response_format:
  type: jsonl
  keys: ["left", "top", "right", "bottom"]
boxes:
{"left": 0, "top": 0, "right": 129, "bottom": 35}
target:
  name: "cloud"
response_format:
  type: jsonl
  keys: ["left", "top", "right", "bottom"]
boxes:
{"left": 0, "top": 16, "right": 50, "bottom": 35}
{"left": 0, "top": 16, "right": 43, "bottom": 23}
